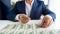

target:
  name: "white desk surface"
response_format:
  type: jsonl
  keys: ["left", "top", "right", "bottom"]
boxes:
{"left": 0, "top": 20, "right": 60, "bottom": 30}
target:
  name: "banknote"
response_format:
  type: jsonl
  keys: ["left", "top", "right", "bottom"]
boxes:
{"left": 0, "top": 24, "right": 60, "bottom": 34}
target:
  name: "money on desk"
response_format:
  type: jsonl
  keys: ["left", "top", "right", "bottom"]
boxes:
{"left": 0, "top": 24, "right": 60, "bottom": 34}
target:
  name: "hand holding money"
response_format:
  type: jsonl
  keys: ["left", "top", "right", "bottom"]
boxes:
{"left": 19, "top": 14, "right": 30, "bottom": 24}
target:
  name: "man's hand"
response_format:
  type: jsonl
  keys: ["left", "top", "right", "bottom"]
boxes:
{"left": 40, "top": 15, "right": 53, "bottom": 28}
{"left": 19, "top": 14, "right": 30, "bottom": 24}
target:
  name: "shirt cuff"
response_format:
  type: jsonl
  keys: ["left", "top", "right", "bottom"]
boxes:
{"left": 45, "top": 15, "right": 52, "bottom": 19}
{"left": 15, "top": 14, "right": 20, "bottom": 20}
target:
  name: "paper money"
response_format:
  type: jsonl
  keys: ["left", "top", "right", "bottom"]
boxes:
{"left": 0, "top": 24, "right": 60, "bottom": 34}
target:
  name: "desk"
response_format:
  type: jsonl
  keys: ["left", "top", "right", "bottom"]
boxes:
{"left": 0, "top": 20, "right": 60, "bottom": 34}
{"left": 0, "top": 20, "right": 59, "bottom": 30}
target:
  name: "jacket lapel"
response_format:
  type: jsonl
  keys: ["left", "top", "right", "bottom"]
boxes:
{"left": 30, "top": 0, "right": 38, "bottom": 19}
{"left": 21, "top": 1, "right": 26, "bottom": 14}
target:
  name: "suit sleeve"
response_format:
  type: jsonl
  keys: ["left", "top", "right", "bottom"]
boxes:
{"left": 7, "top": 2, "right": 18, "bottom": 21}
{"left": 42, "top": 1, "right": 56, "bottom": 21}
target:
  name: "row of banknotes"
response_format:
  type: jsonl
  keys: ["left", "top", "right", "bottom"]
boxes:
{"left": 0, "top": 24, "right": 60, "bottom": 34}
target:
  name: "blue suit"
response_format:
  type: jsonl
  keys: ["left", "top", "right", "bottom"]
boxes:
{"left": 0, "top": 5, "right": 2, "bottom": 19}
{"left": 0, "top": 0, "right": 11, "bottom": 20}
{"left": 7, "top": 0, "right": 56, "bottom": 21}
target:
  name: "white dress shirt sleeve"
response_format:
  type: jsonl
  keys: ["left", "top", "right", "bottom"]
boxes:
{"left": 46, "top": 15, "right": 52, "bottom": 19}
{"left": 40, "top": 15, "right": 53, "bottom": 20}
{"left": 15, "top": 14, "right": 20, "bottom": 20}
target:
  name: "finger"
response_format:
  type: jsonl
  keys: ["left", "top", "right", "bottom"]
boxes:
{"left": 21, "top": 20, "right": 27, "bottom": 23}
{"left": 40, "top": 19, "right": 45, "bottom": 27}
{"left": 40, "top": 18, "right": 45, "bottom": 26}
{"left": 47, "top": 19, "right": 53, "bottom": 27}
{"left": 21, "top": 18, "right": 30, "bottom": 23}
{"left": 40, "top": 20, "right": 50, "bottom": 28}
{"left": 41, "top": 23, "right": 48, "bottom": 28}
{"left": 40, "top": 25, "right": 48, "bottom": 28}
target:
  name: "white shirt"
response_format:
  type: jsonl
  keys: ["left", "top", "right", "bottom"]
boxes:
{"left": 25, "top": 0, "right": 34, "bottom": 16}
{"left": 15, "top": 0, "right": 52, "bottom": 20}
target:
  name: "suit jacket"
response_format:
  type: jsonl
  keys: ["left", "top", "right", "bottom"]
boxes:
{"left": 7, "top": 0, "right": 56, "bottom": 21}
{"left": 0, "top": 0, "right": 11, "bottom": 20}
{"left": 0, "top": 5, "right": 2, "bottom": 19}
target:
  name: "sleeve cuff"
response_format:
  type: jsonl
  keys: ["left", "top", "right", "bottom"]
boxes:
{"left": 45, "top": 15, "right": 52, "bottom": 19}
{"left": 15, "top": 14, "right": 20, "bottom": 20}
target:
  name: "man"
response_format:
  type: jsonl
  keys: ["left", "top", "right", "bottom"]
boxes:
{"left": 7, "top": 0, "right": 56, "bottom": 28}
{"left": 0, "top": 0, "right": 11, "bottom": 20}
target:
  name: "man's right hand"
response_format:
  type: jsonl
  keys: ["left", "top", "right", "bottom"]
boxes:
{"left": 18, "top": 14, "right": 30, "bottom": 24}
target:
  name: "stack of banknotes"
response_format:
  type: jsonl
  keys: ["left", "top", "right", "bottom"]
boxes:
{"left": 0, "top": 24, "right": 60, "bottom": 34}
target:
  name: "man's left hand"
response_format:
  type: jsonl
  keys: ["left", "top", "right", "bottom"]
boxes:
{"left": 40, "top": 15, "right": 53, "bottom": 28}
